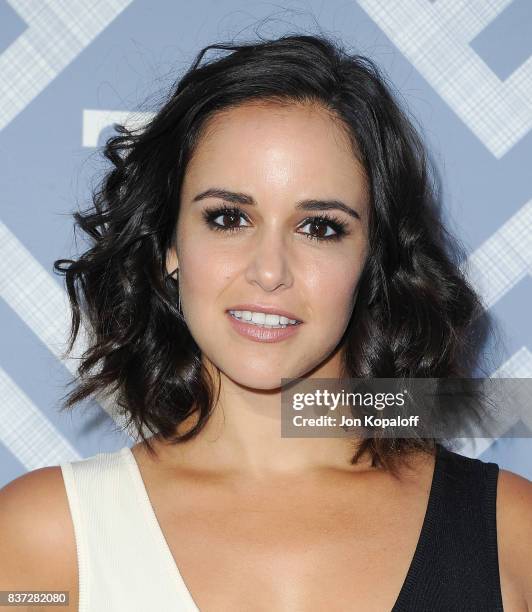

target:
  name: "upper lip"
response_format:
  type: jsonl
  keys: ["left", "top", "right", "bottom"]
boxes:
{"left": 226, "top": 304, "right": 304, "bottom": 323}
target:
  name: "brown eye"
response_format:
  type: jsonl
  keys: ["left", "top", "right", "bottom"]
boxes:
{"left": 214, "top": 211, "right": 241, "bottom": 228}
{"left": 298, "top": 215, "right": 348, "bottom": 242}
{"left": 202, "top": 205, "right": 251, "bottom": 233}
{"left": 202, "top": 205, "right": 348, "bottom": 243}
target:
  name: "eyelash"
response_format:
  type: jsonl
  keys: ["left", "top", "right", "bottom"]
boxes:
{"left": 201, "top": 204, "right": 350, "bottom": 243}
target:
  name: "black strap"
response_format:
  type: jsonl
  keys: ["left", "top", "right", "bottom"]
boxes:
{"left": 392, "top": 443, "right": 503, "bottom": 612}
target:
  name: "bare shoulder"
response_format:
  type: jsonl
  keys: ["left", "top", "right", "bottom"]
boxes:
{"left": 0, "top": 466, "right": 78, "bottom": 611}
{"left": 496, "top": 468, "right": 532, "bottom": 611}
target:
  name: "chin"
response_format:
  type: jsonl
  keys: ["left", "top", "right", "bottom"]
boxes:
{"left": 216, "top": 363, "right": 295, "bottom": 390}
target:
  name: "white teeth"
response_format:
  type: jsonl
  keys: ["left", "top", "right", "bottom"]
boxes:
{"left": 229, "top": 310, "right": 299, "bottom": 328}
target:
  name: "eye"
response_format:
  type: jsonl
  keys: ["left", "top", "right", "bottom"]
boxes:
{"left": 202, "top": 205, "right": 251, "bottom": 234}
{"left": 201, "top": 205, "right": 350, "bottom": 242}
{"left": 298, "top": 215, "right": 349, "bottom": 242}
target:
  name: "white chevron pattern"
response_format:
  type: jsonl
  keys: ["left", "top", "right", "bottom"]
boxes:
{"left": 0, "top": 368, "right": 81, "bottom": 469}
{"left": 0, "top": 0, "right": 133, "bottom": 132}
{"left": 357, "top": 0, "right": 532, "bottom": 157}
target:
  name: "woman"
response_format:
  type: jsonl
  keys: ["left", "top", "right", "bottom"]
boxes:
{"left": 0, "top": 33, "right": 530, "bottom": 612}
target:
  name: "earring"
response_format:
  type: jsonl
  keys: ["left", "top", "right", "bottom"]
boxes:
{"left": 168, "top": 266, "right": 183, "bottom": 317}
{"left": 176, "top": 268, "right": 182, "bottom": 317}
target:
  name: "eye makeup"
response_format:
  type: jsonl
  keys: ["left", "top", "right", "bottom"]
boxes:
{"left": 201, "top": 204, "right": 351, "bottom": 243}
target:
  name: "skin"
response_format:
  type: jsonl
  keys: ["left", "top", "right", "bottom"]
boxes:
{"left": 0, "top": 101, "right": 530, "bottom": 611}
{"left": 163, "top": 100, "right": 371, "bottom": 476}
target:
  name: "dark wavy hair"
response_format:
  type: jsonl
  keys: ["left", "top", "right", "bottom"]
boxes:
{"left": 54, "top": 32, "right": 493, "bottom": 472}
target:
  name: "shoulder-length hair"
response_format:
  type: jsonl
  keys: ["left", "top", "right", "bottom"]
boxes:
{"left": 54, "top": 33, "right": 491, "bottom": 472}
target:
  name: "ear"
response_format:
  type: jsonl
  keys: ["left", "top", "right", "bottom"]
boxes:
{"left": 165, "top": 246, "right": 179, "bottom": 277}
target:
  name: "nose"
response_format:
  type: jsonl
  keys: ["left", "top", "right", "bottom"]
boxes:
{"left": 244, "top": 227, "right": 294, "bottom": 292}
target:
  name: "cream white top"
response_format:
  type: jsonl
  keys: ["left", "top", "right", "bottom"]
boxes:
{"left": 60, "top": 447, "right": 200, "bottom": 612}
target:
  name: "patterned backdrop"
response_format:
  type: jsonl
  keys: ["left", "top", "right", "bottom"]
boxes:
{"left": 1, "top": 0, "right": 531, "bottom": 487}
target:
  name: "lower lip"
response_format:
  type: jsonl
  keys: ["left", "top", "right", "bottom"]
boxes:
{"left": 226, "top": 312, "right": 303, "bottom": 343}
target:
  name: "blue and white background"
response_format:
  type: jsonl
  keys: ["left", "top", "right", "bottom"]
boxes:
{"left": 1, "top": 0, "right": 531, "bottom": 486}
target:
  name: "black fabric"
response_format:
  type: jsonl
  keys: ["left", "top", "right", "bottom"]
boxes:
{"left": 391, "top": 442, "right": 503, "bottom": 612}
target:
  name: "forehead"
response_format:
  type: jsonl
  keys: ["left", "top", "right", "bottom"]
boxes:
{"left": 183, "top": 101, "right": 367, "bottom": 196}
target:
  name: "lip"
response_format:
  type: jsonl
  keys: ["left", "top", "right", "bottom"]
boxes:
{"left": 226, "top": 311, "right": 302, "bottom": 343}
{"left": 225, "top": 304, "right": 304, "bottom": 323}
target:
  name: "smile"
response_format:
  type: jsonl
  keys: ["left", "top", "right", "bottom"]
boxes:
{"left": 228, "top": 310, "right": 299, "bottom": 328}
{"left": 226, "top": 311, "right": 303, "bottom": 343}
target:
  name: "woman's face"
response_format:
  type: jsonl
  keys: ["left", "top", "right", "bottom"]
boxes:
{"left": 169, "top": 101, "right": 369, "bottom": 389}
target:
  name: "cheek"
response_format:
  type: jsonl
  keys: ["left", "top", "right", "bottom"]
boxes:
{"left": 179, "top": 240, "right": 237, "bottom": 305}
{"left": 305, "top": 257, "right": 364, "bottom": 315}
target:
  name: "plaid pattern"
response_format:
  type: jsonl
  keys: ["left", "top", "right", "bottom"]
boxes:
{"left": 463, "top": 199, "right": 532, "bottom": 309}
{"left": 357, "top": 0, "right": 532, "bottom": 157}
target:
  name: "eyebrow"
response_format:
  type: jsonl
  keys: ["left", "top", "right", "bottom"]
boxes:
{"left": 192, "top": 188, "right": 361, "bottom": 220}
